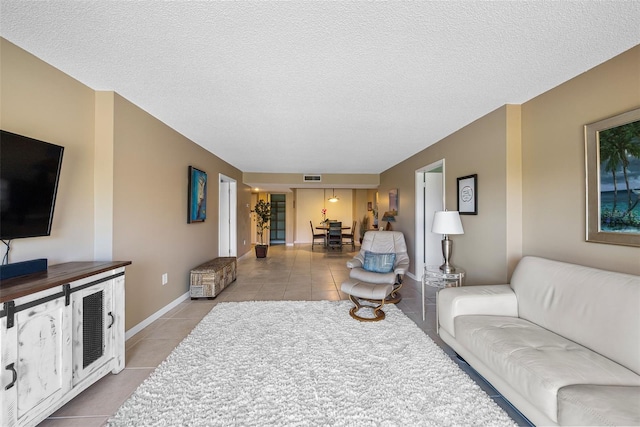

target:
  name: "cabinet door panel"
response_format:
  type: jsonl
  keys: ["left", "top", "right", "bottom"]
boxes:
{"left": 111, "top": 275, "right": 125, "bottom": 373}
{"left": 71, "top": 280, "right": 114, "bottom": 386}
{"left": 1, "top": 314, "right": 18, "bottom": 427}
{"left": 15, "top": 296, "right": 71, "bottom": 421}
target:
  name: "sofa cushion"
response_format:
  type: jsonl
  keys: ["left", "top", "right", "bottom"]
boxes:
{"left": 510, "top": 256, "right": 640, "bottom": 375}
{"left": 558, "top": 384, "right": 640, "bottom": 426}
{"left": 454, "top": 315, "right": 640, "bottom": 424}
{"left": 437, "top": 285, "right": 517, "bottom": 339}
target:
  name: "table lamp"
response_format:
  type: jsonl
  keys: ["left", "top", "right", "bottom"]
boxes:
{"left": 381, "top": 211, "right": 396, "bottom": 230}
{"left": 431, "top": 211, "right": 464, "bottom": 273}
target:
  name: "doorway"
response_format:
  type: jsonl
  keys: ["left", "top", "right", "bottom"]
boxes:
{"left": 269, "top": 194, "right": 286, "bottom": 245}
{"left": 415, "top": 160, "right": 445, "bottom": 276}
{"left": 219, "top": 174, "right": 237, "bottom": 257}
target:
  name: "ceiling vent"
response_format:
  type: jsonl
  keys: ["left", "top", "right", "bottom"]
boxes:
{"left": 303, "top": 174, "right": 322, "bottom": 182}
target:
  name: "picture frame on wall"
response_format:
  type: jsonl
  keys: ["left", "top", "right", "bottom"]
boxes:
{"left": 188, "top": 166, "right": 207, "bottom": 223}
{"left": 389, "top": 188, "right": 398, "bottom": 214}
{"left": 457, "top": 174, "right": 477, "bottom": 215}
{"left": 585, "top": 108, "right": 640, "bottom": 247}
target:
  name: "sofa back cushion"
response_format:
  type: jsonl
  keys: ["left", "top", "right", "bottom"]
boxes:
{"left": 511, "top": 256, "right": 640, "bottom": 375}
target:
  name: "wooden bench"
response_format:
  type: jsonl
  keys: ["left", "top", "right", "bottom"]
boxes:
{"left": 189, "top": 257, "right": 237, "bottom": 299}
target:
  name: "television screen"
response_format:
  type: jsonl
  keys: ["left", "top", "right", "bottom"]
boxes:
{"left": 0, "top": 130, "right": 64, "bottom": 240}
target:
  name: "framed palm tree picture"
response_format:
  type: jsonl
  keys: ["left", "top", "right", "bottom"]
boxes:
{"left": 188, "top": 166, "right": 207, "bottom": 223}
{"left": 585, "top": 108, "right": 640, "bottom": 246}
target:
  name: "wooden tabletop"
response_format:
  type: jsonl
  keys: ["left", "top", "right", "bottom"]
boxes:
{"left": 0, "top": 261, "right": 132, "bottom": 302}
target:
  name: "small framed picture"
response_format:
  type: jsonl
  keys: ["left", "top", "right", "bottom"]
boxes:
{"left": 389, "top": 188, "right": 398, "bottom": 214}
{"left": 188, "top": 166, "right": 207, "bottom": 223}
{"left": 367, "top": 202, "right": 373, "bottom": 211}
{"left": 457, "top": 174, "right": 477, "bottom": 215}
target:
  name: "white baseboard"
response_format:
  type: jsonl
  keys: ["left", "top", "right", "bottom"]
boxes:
{"left": 407, "top": 271, "right": 418, "bottom": 281}
{"left": 125, "top": 291, "right": 190, "bottom": 341}
{"left": 124, "top": 260, "right": 420, "bottom": 341}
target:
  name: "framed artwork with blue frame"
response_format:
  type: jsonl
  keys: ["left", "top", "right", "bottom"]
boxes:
{"left": 188, "top": 166, "right": 207, "bottom": 223}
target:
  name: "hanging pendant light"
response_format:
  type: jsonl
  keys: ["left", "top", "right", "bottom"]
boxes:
{"left": 328, "top": 189, "right": 339, "bottom": 203}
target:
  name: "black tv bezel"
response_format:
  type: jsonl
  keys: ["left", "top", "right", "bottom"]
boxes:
{"left": 0, "top": 130, "right": 65, "bottom": 240}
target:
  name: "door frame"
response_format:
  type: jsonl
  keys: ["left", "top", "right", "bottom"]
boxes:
{"left": 218, "top": 174, "right": 237, "bottom": 257}
{"left": 415, "top": 159, "right": 445, "bottom": 277}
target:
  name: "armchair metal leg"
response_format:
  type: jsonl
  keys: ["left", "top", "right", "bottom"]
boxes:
{"left": 348, "top": 295, "right": 386, "bottom": 322}
{"left": 386, "top": 282, "right": 403, "bottom": 304}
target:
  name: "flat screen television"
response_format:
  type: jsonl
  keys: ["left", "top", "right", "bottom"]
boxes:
{"left": 0, "top": 130, "right": 64, "bottom": 240}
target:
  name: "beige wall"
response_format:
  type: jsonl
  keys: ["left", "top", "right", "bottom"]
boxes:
{"left": 382, "top": 45, "right": 640, "bottom": 282}
{"left": 109, "top": 93, "right": 249, "bottom": 327}
{"left": 521, "top": 45, "right": 639, "bottom": 274}
{"left": 243, "top": 172, "right": 379, "bottom": 189}
{"left": 381, "top": 106, "right": 518, "bottom": 284}
{"left": 1, "top": 38, "right": 252, "bottom": 330}
{"left": 0, "top": 38, "right": 96, "bottom": 264}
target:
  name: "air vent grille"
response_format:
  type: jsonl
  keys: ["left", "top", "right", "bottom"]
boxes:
{"left": 303, "top": 175, "right": 322, "bottom": 182}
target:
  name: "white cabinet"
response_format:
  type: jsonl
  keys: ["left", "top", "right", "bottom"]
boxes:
{"left": 1, "top": 287, "right": 72, "bottom": 426}
{"left": 70, "top": 269, "right": 126, "bottom": 385}
{"left": 0, "top": 262, "right": 129, "bottom": 427}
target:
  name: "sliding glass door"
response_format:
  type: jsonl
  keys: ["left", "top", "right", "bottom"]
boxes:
{"left": 270, "top": 194, "right": 286, "bottom": 245}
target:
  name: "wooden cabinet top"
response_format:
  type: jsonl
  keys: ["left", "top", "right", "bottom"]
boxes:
{"left": 0, "top": 261, "right": 132, "bottom": 302}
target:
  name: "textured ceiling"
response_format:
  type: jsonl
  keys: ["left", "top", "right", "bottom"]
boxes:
{"left": 1, "top": 1, "right": 639, "bottom": 175}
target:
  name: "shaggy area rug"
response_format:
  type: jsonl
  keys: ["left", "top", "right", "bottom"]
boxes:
{"left": 108, "top": 301, "right": 516, "bottom": 426}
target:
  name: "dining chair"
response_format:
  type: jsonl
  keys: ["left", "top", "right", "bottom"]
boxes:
{"left": 310, "top": 221, "right": 326, "bottom": 250}
{"left": 342, "top": 220, "right": 357, "bottom": 250}
{"left": 327, "top": 221, "right": 342, "bottom": 250}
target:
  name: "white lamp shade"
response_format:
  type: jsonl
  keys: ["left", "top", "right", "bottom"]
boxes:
{"left": 431, "top": 211, "right": 464, "bottom": 235}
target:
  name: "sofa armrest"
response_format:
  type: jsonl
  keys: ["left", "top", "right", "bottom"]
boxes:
{"left": 438, "top": 285, "right": 518, "bottom": 338}
{"left": 346, "top": 258, "right": 363, "bottom": 269}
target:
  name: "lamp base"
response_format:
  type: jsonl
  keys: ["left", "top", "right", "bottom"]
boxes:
{"left": 439, "top": 263, "right": 457, "bottom": 274}
{"left": 440, "top": 236, "right": 456, "bottom": 274}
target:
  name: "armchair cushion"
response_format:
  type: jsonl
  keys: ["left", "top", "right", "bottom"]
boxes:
{"left": 350, "top": 267, "right": 396, "bottom": 285}
{"left": 346, "top": 258, "right": 363, "bottom": 269}
{"left": 351, "top": 231, "right": 409, "bottom": 272}
{"left": 363, "top": 251, "right": 396, "bottom": 273}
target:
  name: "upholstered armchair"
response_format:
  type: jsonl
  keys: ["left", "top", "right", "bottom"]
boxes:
{"left": 341, "top": 231, "right": 410, "bottom": 321}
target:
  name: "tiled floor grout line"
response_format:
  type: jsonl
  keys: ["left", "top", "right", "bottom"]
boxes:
{"left": 41, "top": 243, "right": 530, "bottom": 427}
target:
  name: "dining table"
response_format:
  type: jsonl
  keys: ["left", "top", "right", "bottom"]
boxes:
{"left": 315, "top": 225, "right": 351, "bottom": 231}
{"left": 315, "top": 224, "right": 350, "bottom": 248}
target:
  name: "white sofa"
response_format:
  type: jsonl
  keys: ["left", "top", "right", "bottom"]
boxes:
{"left": 437, "top": 256, "right": 640, "bottom": 426}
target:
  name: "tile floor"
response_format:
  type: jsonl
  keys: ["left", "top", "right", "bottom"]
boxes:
{"left": 41, "top": 244, "right": 532, "bottom": 426}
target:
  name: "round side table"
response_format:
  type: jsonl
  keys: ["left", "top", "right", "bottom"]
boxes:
{"left": 421, "top": 265, "right": 465, "bottom": 321}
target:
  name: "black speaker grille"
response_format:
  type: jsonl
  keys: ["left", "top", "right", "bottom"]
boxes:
{"left": 83, "top": 291, "right": 104, "bottom": 368}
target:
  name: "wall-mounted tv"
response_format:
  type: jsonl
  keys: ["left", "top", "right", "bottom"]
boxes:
{"left": 0, "top": 130, "right": 64, "bottom": 240}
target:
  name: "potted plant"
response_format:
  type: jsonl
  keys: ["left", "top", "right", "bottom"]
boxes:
{"left": 251, "top": 199, "right": 271, "bottom": 258}
{"left": 360, "top": 214, "right": 370, "bottom": 244}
